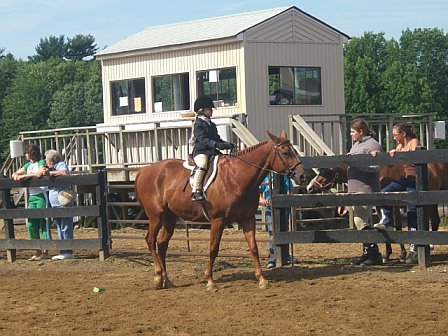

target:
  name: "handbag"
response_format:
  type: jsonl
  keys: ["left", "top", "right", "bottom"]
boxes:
{"left": 58, "top": 188, "right": 75, "bottom": 207}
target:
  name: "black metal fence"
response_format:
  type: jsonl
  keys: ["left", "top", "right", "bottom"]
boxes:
{"left": 0, "top": 172, "right": 110, "bottom": 262}
{"left": 271, "top": 149, "right": 448, "bottom": 269}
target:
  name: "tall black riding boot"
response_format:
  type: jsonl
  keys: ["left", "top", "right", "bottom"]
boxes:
{"left": 361, "top": 243, "right": 383, "bottom": 266}
{"left": 351, "top": 243, "right": 369, "bottom": 265}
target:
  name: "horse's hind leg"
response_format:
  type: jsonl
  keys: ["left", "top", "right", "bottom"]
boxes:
{"left": 393, "top": 209, "right": 407, "bottom": 262}
{"left": 156, "top": 211, "right": 178, "bottom": 289}
{"left": 429, "top": 205, "right": 440, "bottom": 231}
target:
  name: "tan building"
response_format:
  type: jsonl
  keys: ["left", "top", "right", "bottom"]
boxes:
{"left": 96, "top": 6, "right": 349, "bottom": 148}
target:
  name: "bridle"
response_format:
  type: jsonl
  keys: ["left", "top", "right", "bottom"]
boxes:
{"left": 230, "top": 140, "right": 302, "bottom": 179}
{"left": 273, "top": 140, "right": 302, "bottom": 178}
{"left": 308, "top": 169, "right": 339, "bottom": 192}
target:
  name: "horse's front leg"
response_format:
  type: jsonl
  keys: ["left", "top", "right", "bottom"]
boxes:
{"left": 205, "top": 219, "right": 225, "bottom": 292}
{"left": 241, "top": 217, "right": 269, "bottom": 289}
{"left": 145, "top": 219, "right": 164, "bottom": 290}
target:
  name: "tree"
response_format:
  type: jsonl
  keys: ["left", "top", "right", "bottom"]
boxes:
{"left": 29, "top": 35, "right": 67, "bottom": 62}
{"left": 66, "top": 34, "right": 99, "bottom": 61}
{"left": 48, "top": 61, "right": 103, "bottom": 128}
{"left": 381, "top": 61, "right": 432, "bottom": 113}
{"left": 399, "top": 28, "right": 448, "bottom": 119}
{"left": 344, "top": 32, "right": 390, "bottom": 114}
{"left": 0, "top": 59, "right": 62, "bottom": 157}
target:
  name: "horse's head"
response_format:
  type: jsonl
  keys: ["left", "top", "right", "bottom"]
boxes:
{"left": 306, "top": 166, "right": 347, "bottom": 193}
{"left": 267, "top": 130, "right": 306, "bottom": 185}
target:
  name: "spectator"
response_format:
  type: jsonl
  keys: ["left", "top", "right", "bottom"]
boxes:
{"left": 374, "top": 122, "right": 421, "bottom": 264}
{"left": 347, "top": 118, "right": 383, "bottom": 266}
{"left": 42, "top": 149, "right": 75, "bottom": 260}
{"left": 11, "top": 144, "right": 49, "bottom": 261}
{"left": 259, "top": 174, "right": 293, "bottom": 269}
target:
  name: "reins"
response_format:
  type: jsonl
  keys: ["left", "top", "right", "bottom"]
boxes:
{"left": 229, "top": 140, "right": 301, "bottom": 178}
{"left": 309, "top": 171, "right": 339, "bottom": 192}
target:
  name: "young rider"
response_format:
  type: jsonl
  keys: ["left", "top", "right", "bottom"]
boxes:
{"left": 191, "top": 95, "right": 234, "bottom": 202}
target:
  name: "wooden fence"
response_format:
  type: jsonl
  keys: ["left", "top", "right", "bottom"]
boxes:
{"left": 0, "top": 172, "right": 110, "bottom": 262}
{"left": 271, "top": 149, "right": 448, "bottom": 269}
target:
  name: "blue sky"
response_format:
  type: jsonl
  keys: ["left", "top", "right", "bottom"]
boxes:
{"left": 1, "top": 0, "right": 447, "bottom": 60}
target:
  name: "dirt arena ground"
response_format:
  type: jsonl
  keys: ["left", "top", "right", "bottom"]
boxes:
{"left": 1, "top": 226, "right": 448, "bottom": 336}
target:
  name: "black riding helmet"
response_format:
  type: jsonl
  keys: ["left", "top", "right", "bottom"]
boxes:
{"left": 194, "top": 95, "right": 215, "bottom": 113}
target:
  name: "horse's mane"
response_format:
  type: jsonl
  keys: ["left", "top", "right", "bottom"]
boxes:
{"left": 234, "top": 141, "right": 269, "bottom": 156}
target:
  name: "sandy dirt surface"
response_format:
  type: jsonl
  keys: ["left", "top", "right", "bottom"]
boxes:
{"left": 1, "top": 226, "right": 448, "bottom": 336}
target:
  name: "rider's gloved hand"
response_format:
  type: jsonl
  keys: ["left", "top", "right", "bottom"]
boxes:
{"left": 215, "top": 142, "right": 234, "bottom": 150}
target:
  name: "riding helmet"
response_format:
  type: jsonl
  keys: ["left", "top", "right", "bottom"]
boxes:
{"left": 194, "top": 95, "right": 215, "bottom": 113}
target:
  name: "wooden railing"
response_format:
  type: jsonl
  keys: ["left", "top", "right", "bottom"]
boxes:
{"left": 1, "top": 116, "right": 251, "bottom": 180}
{"left": 271, "top": 149, "right": 448, "bottom": 269}
{"left": 0, "top": 172, "right": 110, "bottom": 262}
{"left": 289, "top": 113, "right": 436, "bottom": 157}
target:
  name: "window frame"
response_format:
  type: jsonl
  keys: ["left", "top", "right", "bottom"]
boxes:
{"left": 152, "top": 72, "right": 190, "bottom": 113}
{"left": 110, "top": 78, "right": 146, "bottom": 116}
{"left": 196, "top": 67, "right": 238, "bottom": 107}
{"left": 268, "top": 66, "right": 322, "bottom": 106}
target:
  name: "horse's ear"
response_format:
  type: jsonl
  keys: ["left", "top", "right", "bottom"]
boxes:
{"left": 267, "top": 131, "right": 280, "bottom": 143}
{"left": 280, "top": 130, "right": 288, "bottom": 140}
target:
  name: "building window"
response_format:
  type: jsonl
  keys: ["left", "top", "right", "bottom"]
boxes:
{"left": 111, "top": 78, "right": 146, "bottom": 115}
{"left": 268, "top": 67, "right": 322, "bottom": 105}
{"left": 152, "top": 73, "right": 190, "bottom": 112}
{"left": 197, "top": 67, "right": 237, "bottom": 107}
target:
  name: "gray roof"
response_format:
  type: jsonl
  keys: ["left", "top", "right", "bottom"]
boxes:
{"left": 97, "top": 6, "right": 349, "bottom": 57}
{"left": 97, "top": 7, "right": 292, "bottom": 57}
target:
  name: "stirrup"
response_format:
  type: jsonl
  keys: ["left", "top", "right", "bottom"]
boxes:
{"left": 191, "top": 191, "right": 205, "bottom": 202}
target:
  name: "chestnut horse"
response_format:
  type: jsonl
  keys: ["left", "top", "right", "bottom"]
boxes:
{"left": 306, "top": 163, "right": 446, "bottom": 261}
{"left": 135, "top": 131, "right": 305, "bottom": 291}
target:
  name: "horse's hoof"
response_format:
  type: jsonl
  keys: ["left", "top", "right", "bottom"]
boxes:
{"left": 259, "top": 279, "right": 269, "bottom": 289}
{"left": 153, "top": 276, "right": 163, "bottom": 290}
{"left": 206, "top": 282, "right": 218, "bottom": 292}
{"left": 163, "top": 279, "right": 175, "bottom": 289}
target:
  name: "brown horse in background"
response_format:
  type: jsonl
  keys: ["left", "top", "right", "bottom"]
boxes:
{"left": 307, "top": 163, "right": 446, "bottom": 261}
{"left": 135, "top": 131, "right": 305, "bottom": 291}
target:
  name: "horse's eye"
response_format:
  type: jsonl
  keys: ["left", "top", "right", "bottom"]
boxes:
{"left": 282, "top": 151, "right": 291, "bottom": 157}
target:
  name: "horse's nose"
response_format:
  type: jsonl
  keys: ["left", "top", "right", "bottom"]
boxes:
{"left": 292, "top": 173, "right": 306, "bottom": 186}
{"left": 306, "top": 180, "right": 316, "bottom": 194}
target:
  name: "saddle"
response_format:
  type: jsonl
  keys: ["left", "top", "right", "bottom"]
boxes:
{"left": 183, "top": 155, "right": 219, "bottom": 193}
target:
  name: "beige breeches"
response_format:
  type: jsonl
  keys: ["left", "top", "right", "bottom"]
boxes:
{"left": 353, "top": 205, "right": 373, "bottom": 230}
{"left": 192, "top": 154, "right": 208, "bottom": 191}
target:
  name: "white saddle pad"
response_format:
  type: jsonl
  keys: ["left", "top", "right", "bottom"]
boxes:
{"left": 183, "top": 156, "right": 219, "bottom": 193}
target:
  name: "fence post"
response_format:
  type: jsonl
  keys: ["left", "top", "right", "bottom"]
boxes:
{"left": 1, "top": 188, "right": 16, "bottom": 262}
{"left": 97, "top": 171, "right": 110, "bottom": 261}
{"left": 415, "top": 157, "right": 430, "bottom": 269}
{"left": 272, "top": 174, "right": 289, "bottom": 266}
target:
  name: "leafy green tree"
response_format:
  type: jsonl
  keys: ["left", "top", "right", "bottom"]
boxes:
{"left": 0, "top": 54, "right": 19, "bottom": 106}
{"left": 66, "top": 34, "right": 98, "bottom": 61}
{"left": 399, "top": 28, "right": 448, "bottom": 118}
{"left": 344, "top": 33, "right": 390, "bottom": 114}
{"left": 345, "top": 56, "right": 383, "bottom": 113}
{"left": 381, "top": 61, "right": 432, "bottom": 113}
{"left": 48, "top": 61, "right": 103, "bottom": 128}
{"left": 29, "top": 35, "right": 67, "bottom": 61}
{"left": 0, "top": 59, "right": 62, "bottom": 156}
